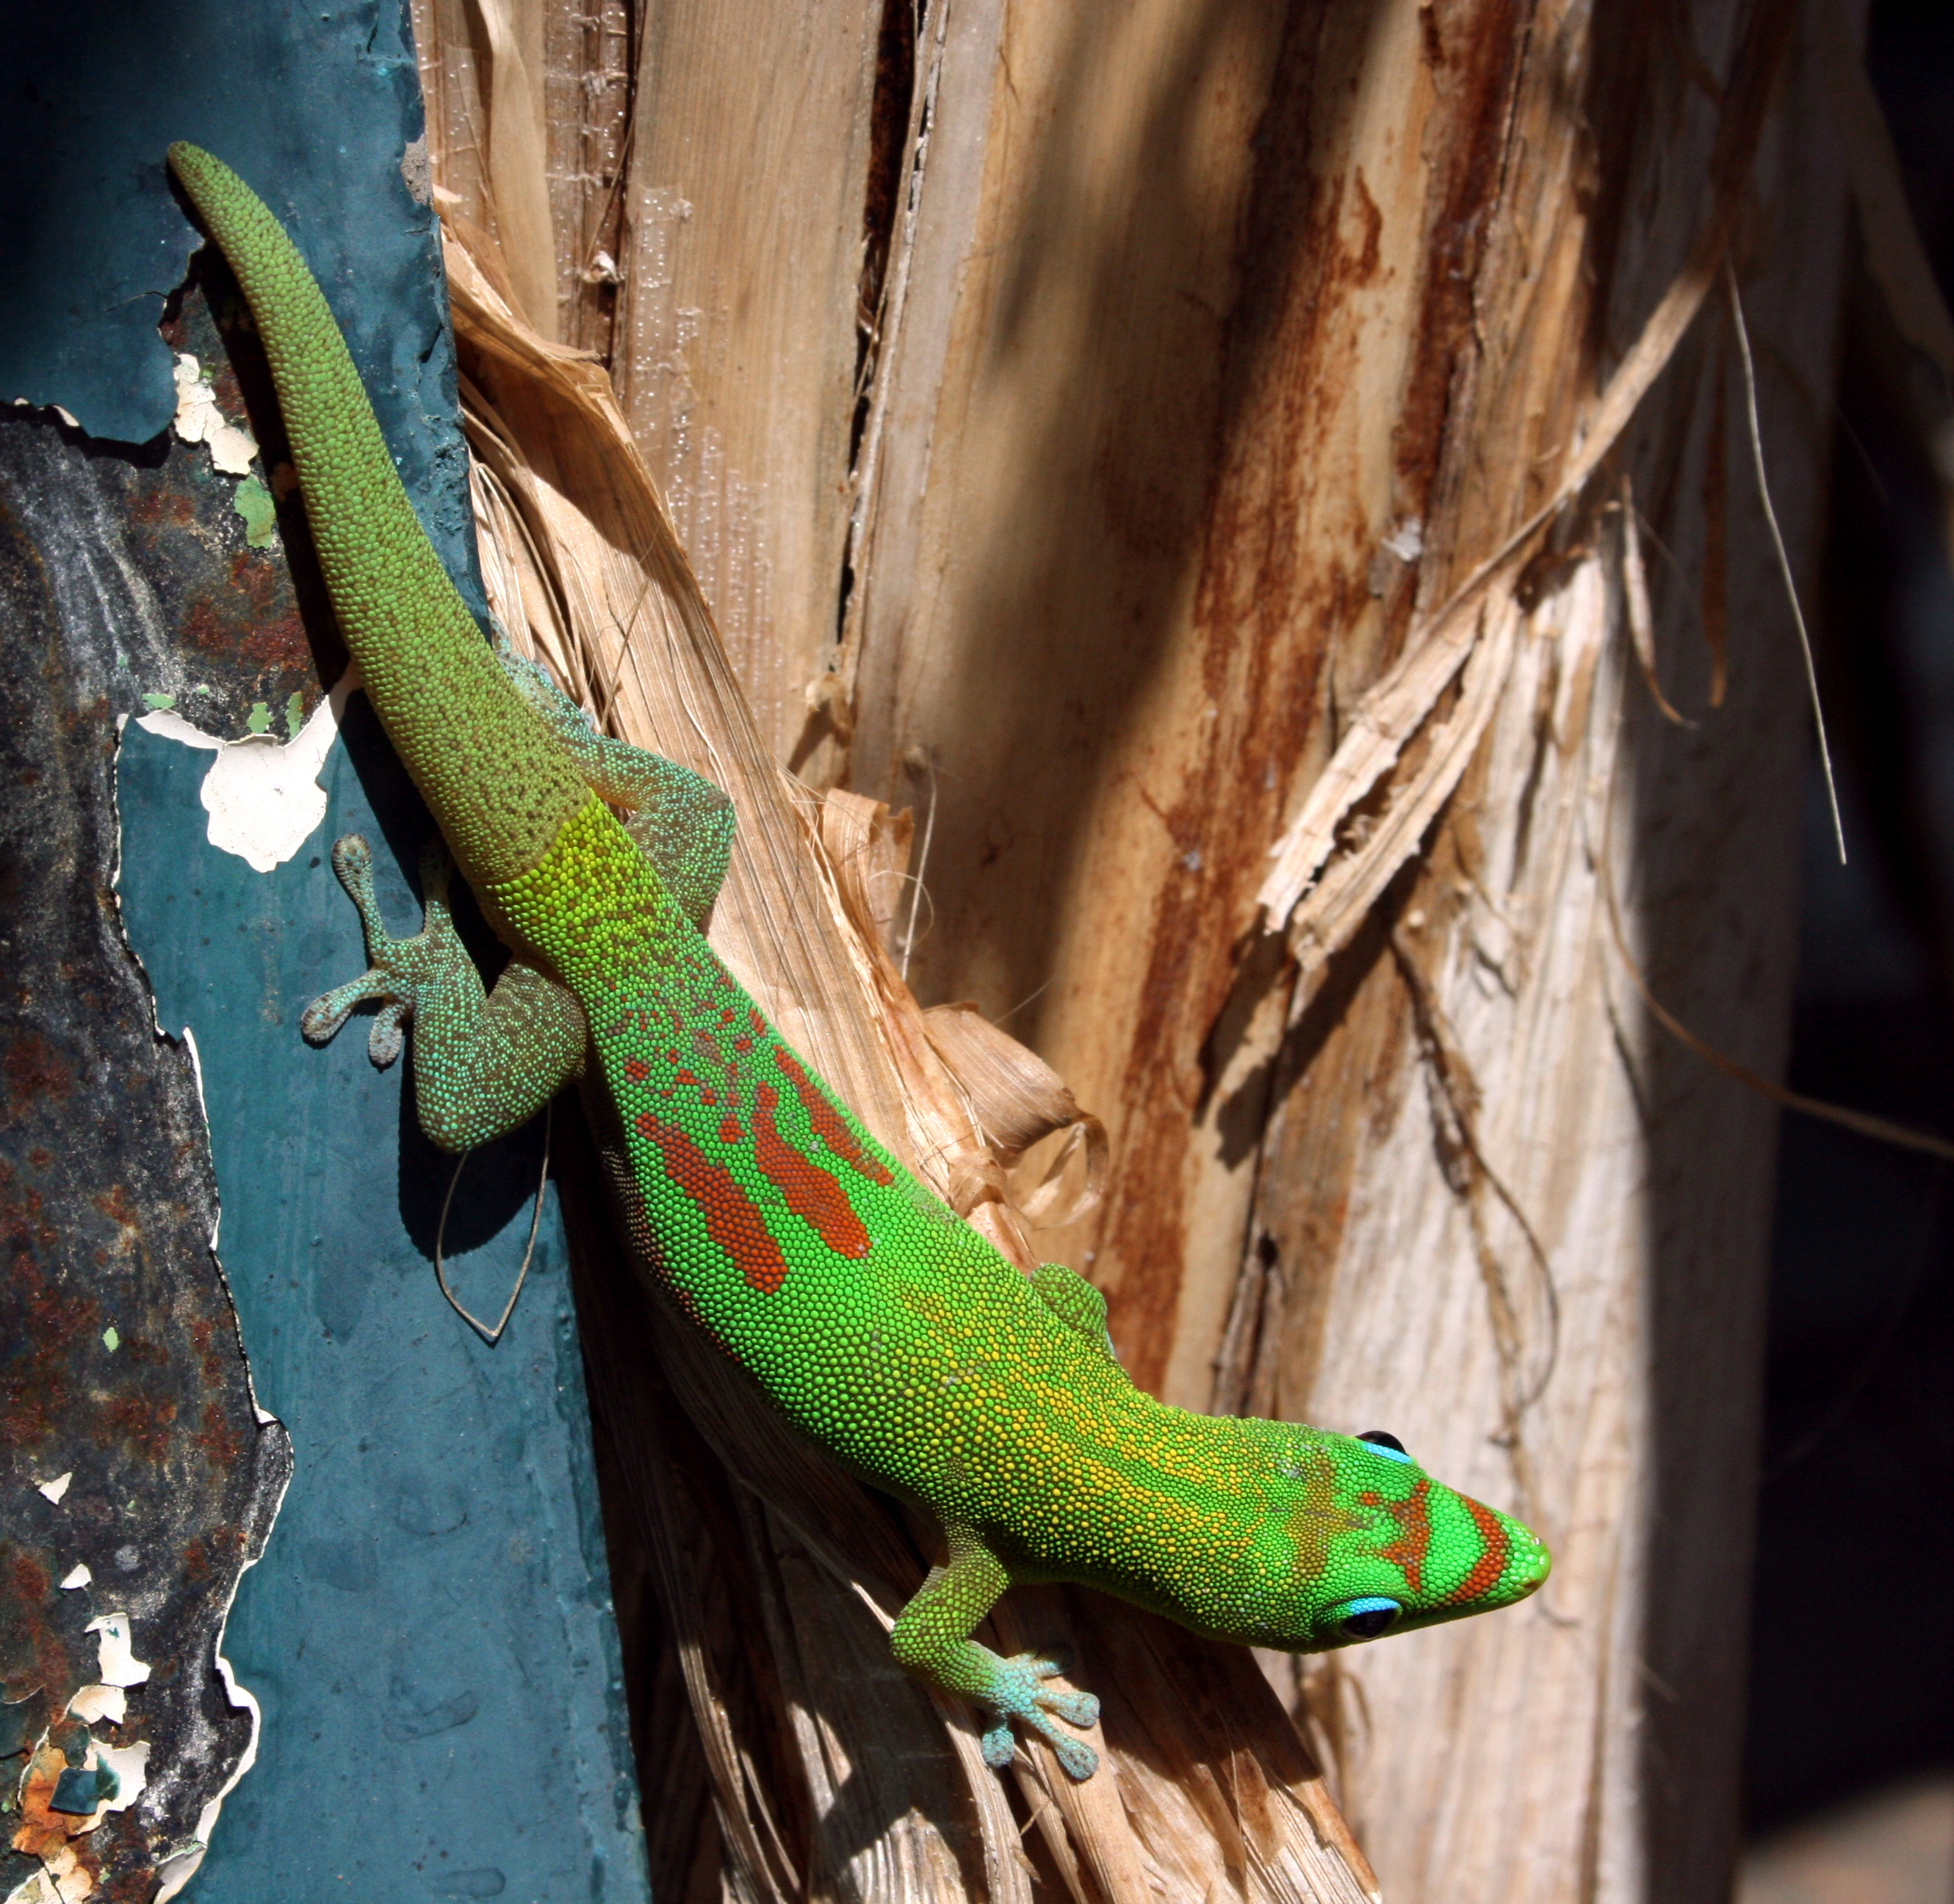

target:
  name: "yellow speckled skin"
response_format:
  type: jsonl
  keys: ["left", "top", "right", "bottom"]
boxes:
{"left": 169, "top": 143, "right": 1549, "bottom": 1780}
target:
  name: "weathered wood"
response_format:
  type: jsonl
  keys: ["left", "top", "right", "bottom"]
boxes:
{"left": 835, "top": 0, "right": 1844, "bottom": 1899}
{"left": 415, "top": 0, "right": 1859, "bottom": 1897}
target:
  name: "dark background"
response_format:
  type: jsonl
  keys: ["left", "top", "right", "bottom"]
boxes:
{"left": 1742, "top": 0, "right": 1954, "bottom": 1836}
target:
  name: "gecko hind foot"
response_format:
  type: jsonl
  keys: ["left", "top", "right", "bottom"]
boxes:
{"left": 300, "top": 834, "right": 472, "bottom": 1067}
{"left": 976, "top": 1650, "right": 1101, "bottom": 1780}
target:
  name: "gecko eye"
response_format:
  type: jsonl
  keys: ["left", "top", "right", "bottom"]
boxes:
{"left": 1335, "top": 1598, "right": 1402, "bottom": 1640}
{"left": 1358, "top": 1430, "right": 1414, "bottom": 1464}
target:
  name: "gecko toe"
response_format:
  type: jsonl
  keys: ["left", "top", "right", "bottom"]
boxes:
{"left": 1049, "top": 1734, "right": 1099, "bottom": 1781}
{"left": 302, "top": 970, "right": 389, "bottom": 1045}
{"left": 1040, "top": 1687, "right": 1099, "bottom": 1730}
{"left": 367, "top": 999, "right": 409, "bottom": 1067}
{"left": 979, "top": 1720, "right": 1017, "bottom": 1770}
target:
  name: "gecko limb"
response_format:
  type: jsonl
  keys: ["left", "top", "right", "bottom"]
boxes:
{"left": 1030, "top": 1262, "right": 1119, "bottom": 1362}
{"left": 302, "top": 834, "right": 586, "bottom": 1151}
{"left": 890, "top": 1523, "right": 1101, "bottom": 1779}
{"left": 497, "top": 645, "right": 735, "bottom": 926}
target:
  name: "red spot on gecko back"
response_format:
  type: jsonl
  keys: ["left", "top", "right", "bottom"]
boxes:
{"left": 752, "top": 1084, "right": 870, "bottom": 1258}
{"left": 719, "top": 1117, "right": 743, "bottom": 1143}
{"left": 1443, "top": 1497, "right": 1510, "bottom": 1604}
{"left": 1359, "top": 1479, "right": 1432, "bottom": 1595}
{"left": 634, "top": 1110, "right": 788, "bottom": 1294}
{"left": 773, "top": 1047, "right": 895, "bottom": 1186}
{"left": 624, "top": 1057, "right": 651, "bottom": 1083}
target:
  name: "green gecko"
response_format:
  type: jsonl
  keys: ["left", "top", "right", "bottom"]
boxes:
{"left": 167, "top": 143, "right": 1549, "bottom": 1781}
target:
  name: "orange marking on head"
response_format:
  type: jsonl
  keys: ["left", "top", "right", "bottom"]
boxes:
{"left": 720, "top": 1117, "right": 743, "bottom": 1143}
{"left": 773, "top": 1047, "right": 895, "bottom": 1186}
{"left": 1359, "top": 1479, "right": 1432, "bottom": 1594}
{"left": 624, "top": 1056, "right": 651, "bottom": 1083}
{"left": 753, "top": 1083, "right": 870, "bottom": 1258}
{"left": 634, "top": 1110, "right": 788, "bottom": 1293}
{"left": 1444, "top": 1497, "right": 1510, "bottom": 1604}
{"left": 1284, "top": 1449, "right": 1367, "bottom": 1584}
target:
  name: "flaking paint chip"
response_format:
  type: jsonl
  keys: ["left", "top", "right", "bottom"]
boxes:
{"left": 67, "top": 1684, "right": 126, "bottom": 1726}
{"left": 171, "top": 352, "right": 259, "bottom": 475}
{"left": 102, "top": 1325, "right": 120, "bottom": 1352}
{"left": 37, "top": 1472, "right": 72, "bottom": 1504}
{"left": 84, "top": 1613, "right": 152, "bottom": 1689}
{"left": 60, "top": 1563, "right": 91, "bottom": 1589}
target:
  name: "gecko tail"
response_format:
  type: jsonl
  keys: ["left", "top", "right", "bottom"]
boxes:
{"left": 165, "top": 143, "right": 588, "bottom": 887}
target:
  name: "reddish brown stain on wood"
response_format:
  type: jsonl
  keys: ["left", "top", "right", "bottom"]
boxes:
{"left": 1094, "top": 1, "right": 1529, "bottom": 1389}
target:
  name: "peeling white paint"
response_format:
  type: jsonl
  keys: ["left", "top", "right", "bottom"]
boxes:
{"left": 150, "top": 1439, "right": 291, "bottom": 1904}
{"left": 93, "top": 1740, "right": 149, "bottom": 1816}
{"left": 64, "top": 1687, "right": 123, "bottom": 1727}
{"left": 35, "top": 1474, "right": 71, "bottom": 1505}
{"left": 57, "top": 1565, "right": 90, "bottom": 1590}
{"left": 134, "top": 668, "right": 357, "bottom": 873}
{"left": 83, "top": 1615, "right": 150, "bottom": 1690}
{"left": 170, "top": 353, "right": 258, "bottom": 476}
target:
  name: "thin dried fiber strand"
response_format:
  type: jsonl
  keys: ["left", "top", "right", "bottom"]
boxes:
{"left": 434, "top": 1102, "right": 552, "bottom": 1344}
{"left": 900, "top": 758, "right": 937, "bottom": 982}
{"left": 1618, "top": 472, "right": 1692, "bottom": 726}
{"left": 1260, "top": 216, "right": 1755, "bottom": 928}
{"left": 1259, "top": 242, "right": 1737, "bottom": 935}
{"left": 1260, "top": 0, "right": 1792, "bottom": 940}
{"left": 1725, "top": 262, "right": 1847, "bottom": 865}
{"left": 1597, "top": 741, "right": 1954, "bottom": 1162}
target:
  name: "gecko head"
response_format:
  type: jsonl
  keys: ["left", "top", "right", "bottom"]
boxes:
{"left": 1224, "top": 1425, "right": 1550, "bottom": 1654}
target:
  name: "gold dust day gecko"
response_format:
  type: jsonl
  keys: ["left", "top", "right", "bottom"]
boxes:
{"left": 165, "top": 143, "right": 1549, "bottom": 1781}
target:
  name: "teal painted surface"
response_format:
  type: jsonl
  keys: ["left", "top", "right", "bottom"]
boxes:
{"left": 3, "top": 2, "right": 653, "bottom": 1886}
{"left": 0, "top": 0, "right": 485, "bottom": 613}
{"left": 117, "top": 710, "right": 649, "bottom": 1900}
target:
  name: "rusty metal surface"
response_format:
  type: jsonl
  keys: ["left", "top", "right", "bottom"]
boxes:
{"left": 0, "top": 399, "right": 294, "bottom": 1900}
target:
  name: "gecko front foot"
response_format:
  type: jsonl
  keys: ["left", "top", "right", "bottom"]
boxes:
{"left": 301, "top": 834, "right": 471, "bottom": 1067}
{"left": 973, "top": 1648, "right": 1101, "bottom": 1779}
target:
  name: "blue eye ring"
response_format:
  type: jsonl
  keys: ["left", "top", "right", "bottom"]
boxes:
{"left": 1335, "top": 1597, "right": 1402, "bottom": 1640}
{"left": 1358, "top": 1430, "right": 1415, "bottom": 1465}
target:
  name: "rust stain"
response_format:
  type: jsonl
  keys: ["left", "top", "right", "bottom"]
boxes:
{"left": 3, "top": 1240, "right": 101, "bottom": 1450}
{"left": 178, "top": 598, "right": 234, "bottom": 660}
{"left": 1388, "top": 0, "right": 1529, "bottom": 588}
{"left": 1088, "top": 0, "right": 1536, "bottom": 1396}
{"left": 1, "top": 1544, "right": 68, "bottom": 1714}
{"left": 4, "top": 1034, "right": 73, "bottom": 1119}
{"left": 11, "top": 1551, "right": 49, "bottom": 1603}
{"left": 194, "top": 1399, "right": 243, "bottom": 1471}
{"left": 125, "top": 487, "right": 198, "bottom": 531}
{"left": 190, "top": 1314, "right": 231, "bottom": 1391}
{"left": 97, "top": 1394, "right": 178, "bottom": 1467}
{"left": 92, "top": 1185, "right": 140, "bottom": 1233}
